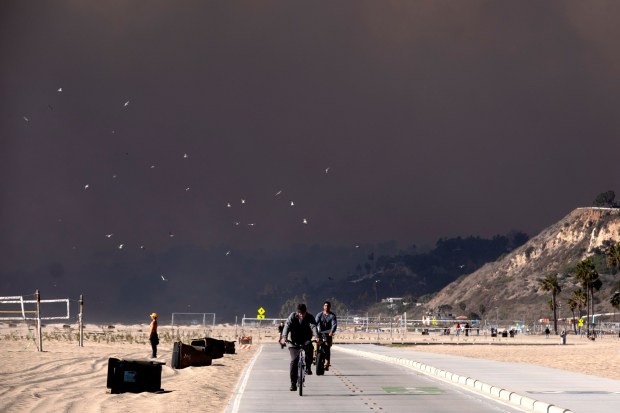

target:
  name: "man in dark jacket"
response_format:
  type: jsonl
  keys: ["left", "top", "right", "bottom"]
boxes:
{"left": 280, "top": 303, "right": 318, "bottom": 391}
{"left": 314, "top": 301, "right": 337, "bottom": 370}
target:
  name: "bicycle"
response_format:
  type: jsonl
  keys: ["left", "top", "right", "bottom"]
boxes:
{"left": 287, "top": 340, "right": 312, "bottom": 396}
{"left": 315, "top": 330, "right": 331, "bottom": 376}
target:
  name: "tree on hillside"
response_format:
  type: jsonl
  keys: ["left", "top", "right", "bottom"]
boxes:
{"left": 437, "top": 304, "right": 452, "bottom": 315}
{"left": 279, "top": 294, "right": 309, "bottom": 318}
{"left": 606, "top": 241, "right": 620, "bottom": 274}
{"left": 593, "top": 190, "right": 617, "bottom": 208}
{"left": 468, "top": 311, "right": 480, "bottom": 320}
{"left": 568, "top": 289, "right": 587, "bottom": 335}
{"left": 323, "top": 297, "right": 349, "bottom": 319}
{"left": 610, "top": 290, "right": 620, "bottom": 313}
{"left": 574, "top": 258, "right": 602, "bottom": 336}
{"left": 539, "top": 274, "right": 561, "bottom": 334}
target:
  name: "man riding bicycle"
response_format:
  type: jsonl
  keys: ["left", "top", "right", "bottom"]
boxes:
{"left": 314, "top": 301, "right": 337, "bottom": 371}
{"left": 280, "top": 303, "right": 318, "bottom": 391}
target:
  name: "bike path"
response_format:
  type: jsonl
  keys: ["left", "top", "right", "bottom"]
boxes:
{"left": 226, "top": 344, "right": 526, "bottom": 413}
{"left": 337, "top": 344, "right": 620, "bottom": 413}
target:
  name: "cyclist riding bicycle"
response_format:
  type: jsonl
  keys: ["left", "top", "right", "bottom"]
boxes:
{"left": 314, "top": 301, "right": 337, "bottom": 371}
{"left": 280, "top": 303, "right": 318, "bottom": 391}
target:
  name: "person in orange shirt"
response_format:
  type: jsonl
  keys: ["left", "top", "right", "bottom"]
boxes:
{"left": 149, "top": 312, "right": 159, "bottom": 358}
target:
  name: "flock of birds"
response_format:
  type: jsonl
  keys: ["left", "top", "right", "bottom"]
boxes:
{"left": 22, "top": 87, "right": 348, "bottom": 284}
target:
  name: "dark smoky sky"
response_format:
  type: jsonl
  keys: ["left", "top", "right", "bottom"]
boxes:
{"left": 1, "top": 1, "right": 620, "bottom": 320}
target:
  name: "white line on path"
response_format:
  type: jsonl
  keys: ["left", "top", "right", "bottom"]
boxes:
{"left": 229, "top": 344, "right": 263, "bottom": 413}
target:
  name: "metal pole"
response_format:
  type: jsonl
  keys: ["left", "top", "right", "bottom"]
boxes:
{"left": 79, "top": 294, "right": 84, "bottom": 347}
{"left": 36, "top": 289, "right": 42, "bottom": 352}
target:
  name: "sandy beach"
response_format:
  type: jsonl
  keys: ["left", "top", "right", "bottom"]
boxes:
{"left": 0, "top": 323, "right": 254, "bottom": 413}
{"left": 393, "top": 334, "right": 620, "bottom": 381}
{"left": 1, "top": 323, "right": 619, "bottom": 412}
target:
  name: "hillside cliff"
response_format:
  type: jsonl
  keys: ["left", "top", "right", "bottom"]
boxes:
{"left": 425, "top": 208, "right": 620, "bottom": 320}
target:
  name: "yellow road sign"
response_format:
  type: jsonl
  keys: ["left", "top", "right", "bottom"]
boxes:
{"left": 257, "top": 314, "right": 265, "bottom": 319}
{"left": 257, "top": 307, "right": 265, "bottom": 315}
{"left": 578, "top": 318, "right": 584, "bottom": 327}
{"left": 431, "top": 317, "right": 437, "bottom": 325}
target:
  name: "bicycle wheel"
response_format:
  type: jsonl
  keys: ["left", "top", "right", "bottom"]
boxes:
{"left": 316, "top": 350, "right": 325, "bottom": 375}
{"left": 298, "top": 354, "right": 304, "bottom": 396}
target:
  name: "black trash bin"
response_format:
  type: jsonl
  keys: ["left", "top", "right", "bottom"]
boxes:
{"left": 106, "top": 358, "right": 164, "bottom": 394}
{"left": 490, "top": 328, "right": 497, "bottom": 337}
{"left": 171, "top": 341, "right": 213, "bottom": 369}
{"left": 501, "top": 331, "right": 508, "bottom": 338}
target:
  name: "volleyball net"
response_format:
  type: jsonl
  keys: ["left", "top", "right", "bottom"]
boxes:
{"left": 0, "top": 295, "right": 70, "bottom": 321}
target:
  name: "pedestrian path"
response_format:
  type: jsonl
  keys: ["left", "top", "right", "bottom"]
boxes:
{"left": 338, "top": 344, "right": 620, "bottom": 413}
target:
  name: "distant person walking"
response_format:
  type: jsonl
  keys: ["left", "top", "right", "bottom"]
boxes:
{"left": 278, "top": 321, "right": 285, "bottom": 349}
{"left": 545, "top": 327, "right": 550, "bottom": 338}
{"left": 149, "top": 312, "right": 159, "bottom": 358}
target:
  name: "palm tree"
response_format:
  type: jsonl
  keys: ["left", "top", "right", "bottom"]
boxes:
{"left": 538, "top": 274, "right": 561, "bottom": 334}
{"left": 574, "top": 258, "right": 602, "bottom": 336}
{"left": 569, "top": 289, "right": 587, "bottom": 335}
{"left": 567, "top": 296, "right": 578, "bottom": 334}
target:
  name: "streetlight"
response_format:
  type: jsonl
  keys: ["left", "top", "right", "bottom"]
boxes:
{"left": 374, "top": 279, "right": 381, "bottom": 302}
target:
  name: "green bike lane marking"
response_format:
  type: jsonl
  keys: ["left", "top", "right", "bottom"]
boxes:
{"left": 382, "top": 386, "right": 445, "bottom": 394}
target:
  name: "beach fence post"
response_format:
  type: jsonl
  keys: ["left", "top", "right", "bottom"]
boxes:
{"left": 78, "top": 294, "right": 84, "bottom": 347}
{"left": 35, "top": 289, "right": 42, "bottom": 352}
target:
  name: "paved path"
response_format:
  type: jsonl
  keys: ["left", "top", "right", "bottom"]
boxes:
{"left": 335, "top": 344, "right": 620, "bottom": 413}
{"left": 226, "top": 344, "right": 528, "bottom": 413}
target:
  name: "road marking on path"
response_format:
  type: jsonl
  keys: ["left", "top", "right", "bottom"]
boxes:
{"left": 383, "top": 386, "right": 445, "bottom": 394}
{"left": 229, "top": 344, "right": 263, "bottom": 413}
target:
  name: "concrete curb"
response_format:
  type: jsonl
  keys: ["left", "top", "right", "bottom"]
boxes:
{"left": 334, "top": 345, "right": 573, "bottom": 413}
